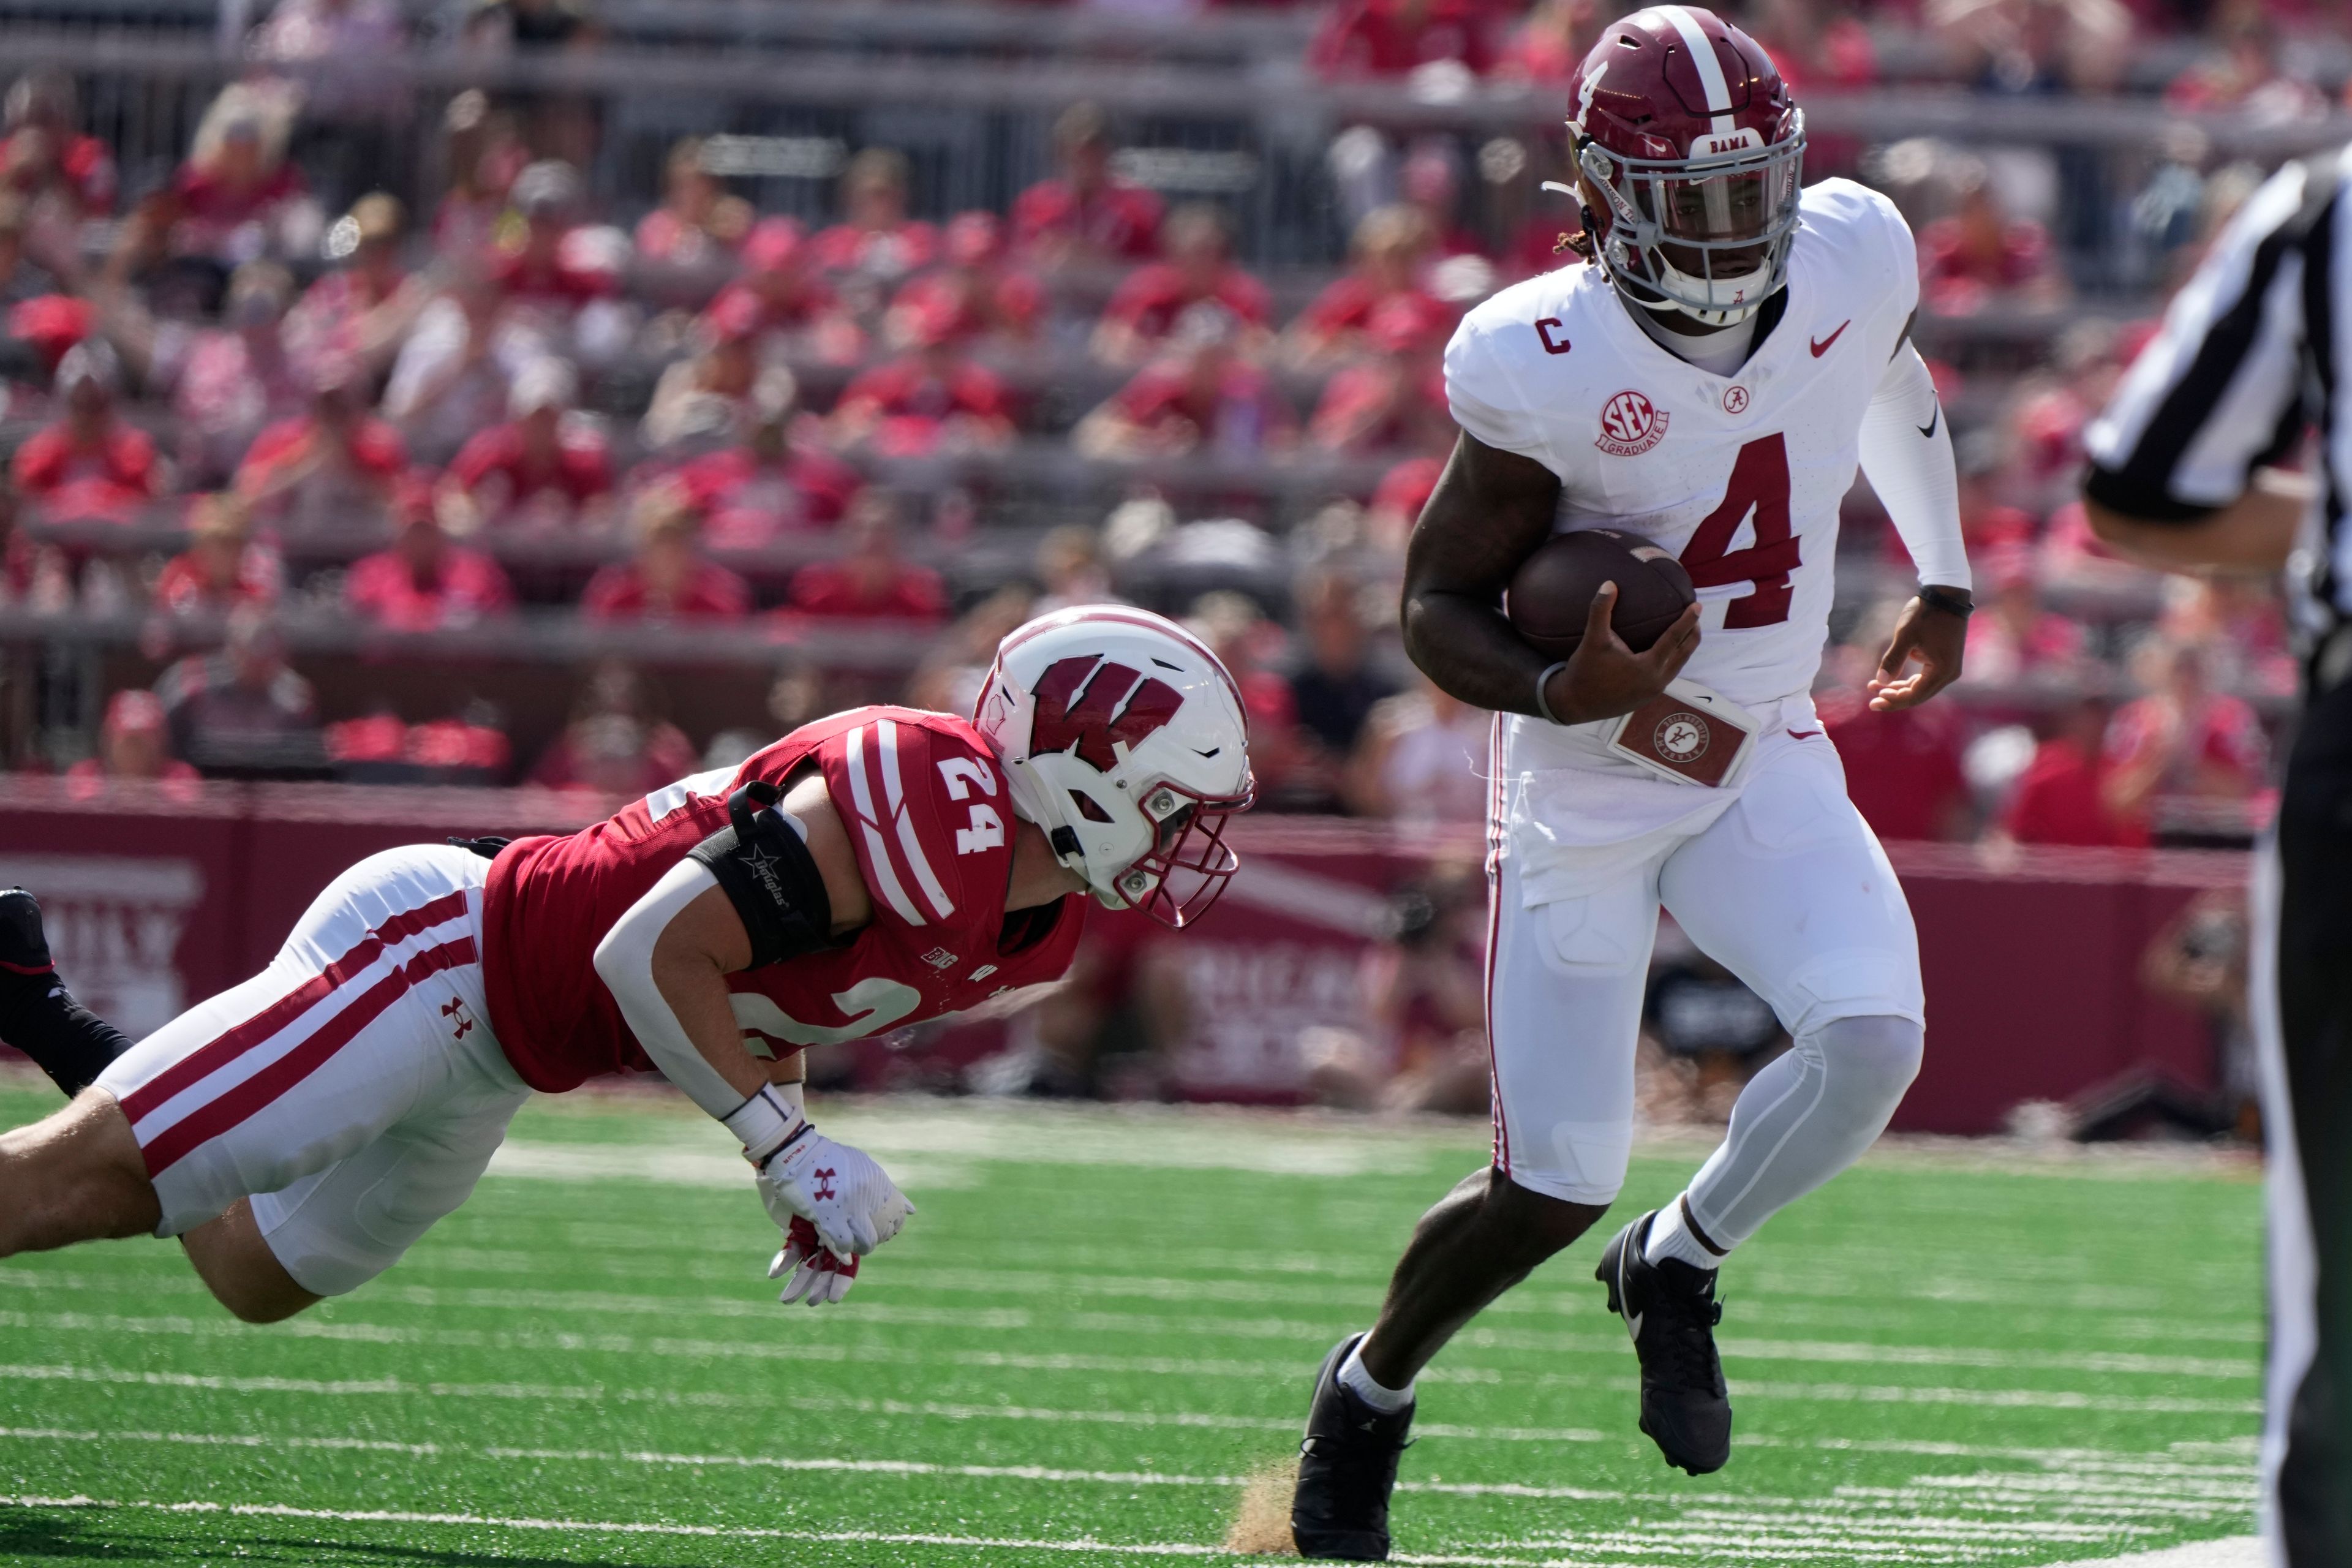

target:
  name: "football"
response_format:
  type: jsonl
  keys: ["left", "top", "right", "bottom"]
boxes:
{"left": 1507, "top": 527, "right": 1697, "bottom": 658}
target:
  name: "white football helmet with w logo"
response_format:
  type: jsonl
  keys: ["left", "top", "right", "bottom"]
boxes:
{"left": 974, "top": 605, "right": 1254, "bottom": 927}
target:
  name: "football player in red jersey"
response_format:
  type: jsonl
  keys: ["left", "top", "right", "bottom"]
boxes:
{"left": 0, "top": 607, "right": 1252, "bottom": 1322}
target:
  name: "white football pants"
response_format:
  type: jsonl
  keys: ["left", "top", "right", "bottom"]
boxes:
{"left": 1485, "top": 728, "right": 1924, "bottom": 1242}
{"left": 95, "top": 844, "right": 529, "bottom": 1295}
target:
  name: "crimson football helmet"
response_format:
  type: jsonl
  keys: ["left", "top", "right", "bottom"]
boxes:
{"left": 1561, "top": 6, "right": 1804, "bottom": 326}
{"left": 974, "top": 605, "right": 1254, "bottom": 928}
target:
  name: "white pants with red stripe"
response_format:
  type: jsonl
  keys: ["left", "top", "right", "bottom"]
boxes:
{"left": 1487, "top": 725, "right": 1925, "bottom": 1208}
{"left": 95, "top": 843, "right": 529, "bottom": 1296}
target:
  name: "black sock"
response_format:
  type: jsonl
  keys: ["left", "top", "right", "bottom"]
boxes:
{"left": 0, "top": 970, "right": 133, "bottom": 1098}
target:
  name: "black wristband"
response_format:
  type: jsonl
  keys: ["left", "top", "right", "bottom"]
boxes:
{"left": 1918, "top": 584, "right": 1974, "bottom": 619}
{"left": 758, "top": 1118, "right": 818, "bottom": 1174}
{"left": 687, "top": 783, "right": 836, "bottom": 970}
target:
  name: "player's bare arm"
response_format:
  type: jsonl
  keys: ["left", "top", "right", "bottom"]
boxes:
{"left": 1401, "top": 432, "right": 1700, "bottom": 724}
{"left": 641, "top": 884, "right": 762, "bottom": 1098}
{"left": 2079, "top": 153, "right": 2324, "bottom": 578}
{"left": 2084, "top": 469, "right": 2309, "bottom": 574}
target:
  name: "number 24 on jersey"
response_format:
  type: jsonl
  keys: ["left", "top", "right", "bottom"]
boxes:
{"left": 938, "top": 756, "right": 1005, "bottom": 855}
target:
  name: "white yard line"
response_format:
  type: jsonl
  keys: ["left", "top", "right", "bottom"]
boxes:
{"left": 0, "top": 1066, "right": 2265, "bottom": 1186}
{"left": 8, "top": 1256, "right": 2250, "bottom": 1339}
{"left": 2046, "top": 1540, "right": 2263, "bottom": 1568}
{"left": 0, "top": 1340, "right": 2263, "bottom": 1422}
{"left": 0, "top": 1417, "right": 2255, "bottom": 1475}
{"left": 478, "top": 1088, "right": 2264, "bottom": 1182}
{"left": 0, "top": 1424, "right": 1640, "bottom": 1501}
{"left": 0, "top": 1306, "right": 2261, "bottom": 1393}
{"left": 1731, "top": 1379, "right": 2260, "bottom": 1417}
{"left": 0, "top": 1492, "right": 1618, "bottom": 1567}
{"left": 0, "top": 1488, "right": 2252, "bottom": 1568}
{"left": 488, "top": 1126, "right": 1408, "bottom": 1183}
{"left": 0, "top": 1262, "right": 2261, "bottom": 1362}
{"left": 0, "top": 1493, "right": 1237, "bottom": 1560}
{"left": 0, "top": 1429, "right": 2252, "bottom": 1562}
{"left": 0, "top": 1365, "right": 1580, "bottom": 1437}
{"left": 378, "top": 1250, "right": 2259, "bottom": 1329}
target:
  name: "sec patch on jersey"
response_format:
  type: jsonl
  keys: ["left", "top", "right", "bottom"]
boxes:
{"left": 1596, "top": 388, "right": 1670, "bottom": 456}
{"left": 1507, "top": 528, "right": 1697, "bottom": 657}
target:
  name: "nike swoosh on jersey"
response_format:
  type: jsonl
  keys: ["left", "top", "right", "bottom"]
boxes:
{"left": 1809, "top": 320, "right": 1850, "bottom": 356}
{"left": 1787, "top": 728, "right": 1822, "bottom": 740}
{"left": 1918, "top": 404, "right": 1940, "bottom": 439}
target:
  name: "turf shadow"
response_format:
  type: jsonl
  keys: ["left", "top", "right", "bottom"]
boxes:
{"left": 0, "top": 1513, "right": 198, "bottom": 1562}
{"left": 0, "top": 1517, "right": 647, "bottom": 1568}
{"left": 209, "top": 1536, "right": 658, "bottom": 1568}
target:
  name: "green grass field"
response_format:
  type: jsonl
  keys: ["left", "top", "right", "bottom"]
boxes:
{"left": 0, "top": 1076, "right": 2265, "bottom": 1567}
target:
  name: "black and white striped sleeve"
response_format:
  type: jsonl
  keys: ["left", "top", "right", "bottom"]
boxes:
{"left": 2084, "top": 154, "right": 2339, "bottom": 522}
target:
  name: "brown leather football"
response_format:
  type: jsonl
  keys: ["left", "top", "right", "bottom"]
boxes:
{"left": 1507, "top": 528, "right": 1697, "bottom": 658}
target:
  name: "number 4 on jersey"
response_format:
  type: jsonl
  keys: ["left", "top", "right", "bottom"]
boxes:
{"left": 1679, "top": 432, "right": 1798, "bottom": 628}
{"left": 938, "top": 756, "right": 1005, "bottom": 855}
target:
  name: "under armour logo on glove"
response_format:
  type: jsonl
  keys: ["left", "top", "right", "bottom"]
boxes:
{"left": 758, "top": 1126, "right": 914, "bottom": 1259}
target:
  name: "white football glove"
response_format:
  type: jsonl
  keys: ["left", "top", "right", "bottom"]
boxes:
{"left": 770, "top": 1215, "right": 857, "bottom": 1306}
{"left": 756, "top": 1125, "right": 914, "bottom": 1261}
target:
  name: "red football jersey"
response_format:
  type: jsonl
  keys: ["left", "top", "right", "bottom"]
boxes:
{"left": 481, "top": 706, "right": 1085, "bottom": 1093}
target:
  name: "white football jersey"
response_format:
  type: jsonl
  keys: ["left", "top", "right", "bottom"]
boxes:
{"left": 1447, "top": 178, "right": 1918, "bottom": 773}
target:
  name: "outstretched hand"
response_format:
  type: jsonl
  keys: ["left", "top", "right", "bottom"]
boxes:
{"left": 758, "top": 1128, "right": 914, "bottom": 1259}
{"left": 1540, "top": 583, "right": 1703, "bottom": 726}
{"left": 771, "top": 1215, "right": 858, "bottom": 1306}
{"left": 1868, "top": 592, "right": 1967, "bottom": 712}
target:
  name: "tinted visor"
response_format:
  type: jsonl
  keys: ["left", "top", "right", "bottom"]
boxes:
{"left": 1648, "top": 157, "right": 1796, "bottom": 245}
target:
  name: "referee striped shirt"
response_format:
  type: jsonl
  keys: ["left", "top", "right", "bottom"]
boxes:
{"left": 2085, "top": 145, "right": 2352, "bottom": 684}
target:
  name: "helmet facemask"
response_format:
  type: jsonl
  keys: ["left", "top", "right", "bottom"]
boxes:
{"left": 1027, "top": 763, "right": 1253, "bottom": 928}
{"left": 1576, "top": 114, "right": 1804, "bottom": 328}
{"left": 1107, "top": 777, "right": 1253, "bottom": 928}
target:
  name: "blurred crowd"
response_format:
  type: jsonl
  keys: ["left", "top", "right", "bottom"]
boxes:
{"left": 0, "top": 0, "right": 2316, "bottom": 859}
{"left": 0, "top": 0, "right": 2313, "bottom": 1123}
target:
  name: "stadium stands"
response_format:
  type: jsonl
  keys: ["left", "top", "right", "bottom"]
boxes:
{"left": 0, "top": 0, "right": 2329, "bottom": 867}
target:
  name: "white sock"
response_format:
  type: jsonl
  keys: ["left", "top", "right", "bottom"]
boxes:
{"left": 1338, "top": 1340, "right": 1414, "bottom": 1413}
{"left": 1644, "top": 1199, "right": 1727, "bottom": 1272}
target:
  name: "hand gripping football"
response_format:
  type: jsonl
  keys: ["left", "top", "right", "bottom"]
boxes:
{"left": 1507, "top": 528, "right": 1697, "bottom": 658}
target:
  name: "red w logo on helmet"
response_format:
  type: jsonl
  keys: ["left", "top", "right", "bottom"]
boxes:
{"left": 1031, "top": 657, "right": 1182, "bottom": 772}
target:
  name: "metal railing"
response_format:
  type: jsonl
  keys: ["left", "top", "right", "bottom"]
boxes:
{"left": 14, "top": 26, "right": 2351, "bottom": 274}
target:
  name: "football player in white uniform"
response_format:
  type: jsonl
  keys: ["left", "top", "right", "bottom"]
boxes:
{"left": 1291, "top": 7, "right": 1972, "bottom": 1558}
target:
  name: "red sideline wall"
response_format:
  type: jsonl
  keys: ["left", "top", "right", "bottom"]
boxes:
{"left": 0, "top": 779, "right": 2247, "bottom": 1135}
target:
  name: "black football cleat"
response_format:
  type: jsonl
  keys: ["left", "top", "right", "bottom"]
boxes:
{"left": 0, "top": 888, "right": 55, "bottom": 976}
{"left": 1597, "top": 1210, "right": 1732, "bottom": 1476}
{"left": 0, "top": 887, "right": 131, "bottom": 1098}
{"left": 1292, "top": 1333, "right": 1413, "bottom": 1561}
